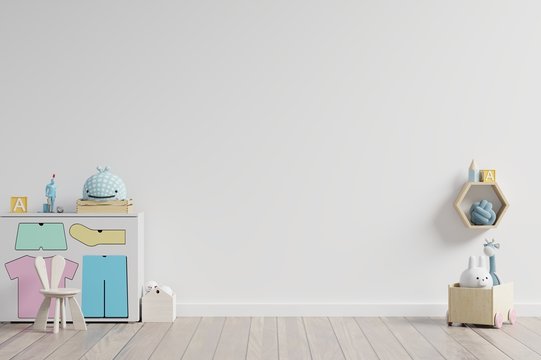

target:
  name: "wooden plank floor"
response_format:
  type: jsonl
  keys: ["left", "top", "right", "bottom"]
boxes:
{"left": 0, "top": 318, "right": 539, "bottom": 359}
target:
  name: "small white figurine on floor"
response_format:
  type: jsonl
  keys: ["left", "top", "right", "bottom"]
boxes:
{"left": 144, "top": 280, "right": 173, "bottom": 296}
{"left": 144, "top": 280, "right": 159, "bottom": 293}
{"left": 459, "top": 256, "right": 493, "bottom": 288}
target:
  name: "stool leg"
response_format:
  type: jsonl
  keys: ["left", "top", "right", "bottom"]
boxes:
{"left": 68, "top": 297, "right": 87, "bottom": 331}
{"left": 33, "top": 297, "right": 52, "bottom": 331}
{"left": 53, "top": 298, "right": 60, "bottom": 333}
{"left": 61, "top": 298, "right": 66, "bottom": 329}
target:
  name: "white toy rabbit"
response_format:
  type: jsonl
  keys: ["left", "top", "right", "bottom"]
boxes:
{"left": 144, "top": 280, "right": 159, "bottom": 293}
{"left": 144, "top": 280, "right": 174, "bottom": 296}
{"left": 459, "top": 256, "right": 493, "bottom": 288}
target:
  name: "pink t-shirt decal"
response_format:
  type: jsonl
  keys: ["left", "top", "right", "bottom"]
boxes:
{"left": 5, "top": 255, "right": 78, "bottom": 319}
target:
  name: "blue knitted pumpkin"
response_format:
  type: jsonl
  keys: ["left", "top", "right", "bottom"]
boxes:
{"left": 82, "top": 166, "right": 127, "bottom": 201}
{"left": 470, "top": 200, "right": 496, "bottom": 225}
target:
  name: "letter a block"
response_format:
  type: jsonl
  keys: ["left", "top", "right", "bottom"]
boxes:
{"left": 10, "top": 196, "right": 28, "bottom": 213}
{"left": 480, "top": 170, "right": 496, "bottom": 183}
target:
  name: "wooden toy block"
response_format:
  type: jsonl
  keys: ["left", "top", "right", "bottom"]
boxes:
{"left": 10, "top": 197, "right": 27, "bottom": 213}
{"left": 480, "top": 170, "right": 496, "bottom": 183}
{"left": 142, "top": 288, "right": 176, "bottom": 322}
{"left": 447, "top": 282, "right": 515, "bottom": 328}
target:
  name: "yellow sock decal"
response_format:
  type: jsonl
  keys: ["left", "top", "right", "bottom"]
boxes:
{"left": 69, "top": 224, "right": 126, "bottom": 246}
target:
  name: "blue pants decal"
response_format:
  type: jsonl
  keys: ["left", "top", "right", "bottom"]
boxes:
{"left": 82, "top": 255, "right": 128, "bottom": 318}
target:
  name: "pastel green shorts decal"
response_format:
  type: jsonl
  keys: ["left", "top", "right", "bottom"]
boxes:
{"left": 15, "top": 223, "right": 67, "bottom": 251}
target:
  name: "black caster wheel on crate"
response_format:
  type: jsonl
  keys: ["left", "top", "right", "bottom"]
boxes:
{"left": 446, "top": 310, "right": 452, "bottom": 326}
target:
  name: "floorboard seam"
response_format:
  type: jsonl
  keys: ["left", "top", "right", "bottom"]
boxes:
{"left": 433, "top": 319, "right": 509, "bottom": 360}
{"left": 37, "top": 329, "right": 80, "bottom": 360}
{"left": 3, "top": 331, "right": 47, "bottom": 360}
{"left": 78, "top": 323, "right": 120, "bottom": 360}
{"left": 301, "top": 318, "right": 314, "bottom": 360}
{"left": 407, "top": 318, "right": 479, "bottom": 360}
{"left": 326, "top": 317, "right": 346, "bottom": 360}
{"left": 110, "top": 322, "right": 145, "bottom": 360}
{"left": 210, "top": 317, "right": 227, "bottom": 360}
{"left": 179, "top": 317, "right": 203, "bottom": 360}
{"left": 466, "top": 325, "right": 515, "bottom": 360}
{"left": 243, "top": 317, "right": 252, "bottom": 360}
{"left": 275, "top": 317, "right": 280, "bottom": 360}
{"left": 500, "top": 326, "right": 541, "bottom": 357}
{"left": 380, "top": 317, "right": 413, "bottom": 360}
{"left": 0, "top": 324, "right": 31, "bottom": 347}
{"left": 146, "top": 322, "right": 174, "bottom": 359}
{"left": 516, "top": 318, "right": 541, "bottom": 336}
{"left": 403, "top": 317, "right": 453, "bottom": 360}
{"left": 352, "top": 318, "right": 381, "bottom": 360}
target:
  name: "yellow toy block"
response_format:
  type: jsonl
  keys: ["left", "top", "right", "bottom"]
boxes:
{"left": 480, "top": 170, "right": 497, "bottom": 183}
{"left": 10, "top": 197, "right": 28, "bottom": 213}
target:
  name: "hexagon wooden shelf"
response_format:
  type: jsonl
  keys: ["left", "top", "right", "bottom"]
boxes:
{"left": 454, "top": 182, "right": 509, "bottom": 229}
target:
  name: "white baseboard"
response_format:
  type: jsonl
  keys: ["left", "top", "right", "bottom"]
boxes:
{"left": 176, "top": 303, "right": 541, "bottom": 317}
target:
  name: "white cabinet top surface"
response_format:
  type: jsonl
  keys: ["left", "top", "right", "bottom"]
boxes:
{"left": 1, "top": 212, "right": 143, "bottom": 218}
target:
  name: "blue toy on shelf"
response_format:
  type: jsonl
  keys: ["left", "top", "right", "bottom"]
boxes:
{"left": 470, "top": 199, "right": 496, "bottom": 225}
{"left": 45, "top": 174, "right": 56, "bottom": 213}
{"left": 82, "top": 166, "right": 127, "bottom": 201}
{"left": 468, "top": 160, "right": 479, "bottom": 182}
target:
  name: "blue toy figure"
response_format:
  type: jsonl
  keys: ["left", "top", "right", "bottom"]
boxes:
{"left": 45, "top": 174, "right": 56, "bottom": 213}
{"left": 468, "top": 159, "right": 479, "bottom": 182}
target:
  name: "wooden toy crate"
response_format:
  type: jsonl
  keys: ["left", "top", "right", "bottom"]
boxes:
{"left": 77, "top": 199, "right": 133, "bottom": 214}
{"left": 142, "top": 288, "right": 176, "bottom": 322}
{"left": 447, "top": 282, "right": 516, "bottom": 328}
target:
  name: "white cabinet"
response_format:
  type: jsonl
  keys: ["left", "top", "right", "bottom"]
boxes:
{"left": 0, "top": 213, "right": 144, "bottom": 322}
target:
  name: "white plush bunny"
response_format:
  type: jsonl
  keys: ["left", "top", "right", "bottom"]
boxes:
{"left": 459, "top": 256, "right": 493, "bottom": 288}
{"left": 144, "top": 280, "right": 159, "bottom": 293}
{"left": 144, "top": 280, "right": 174, "bottom": 296}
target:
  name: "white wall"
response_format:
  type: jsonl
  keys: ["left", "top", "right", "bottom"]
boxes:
{"left": 1, "top": 1, "right": 540, "bottom": 315}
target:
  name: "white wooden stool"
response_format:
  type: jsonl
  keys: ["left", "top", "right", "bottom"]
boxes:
{"left": 33, "top": 255, "right": 87, "bottom": 333}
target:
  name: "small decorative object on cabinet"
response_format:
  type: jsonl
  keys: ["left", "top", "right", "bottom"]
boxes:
{"left": 454, "top": 182, "right": 509, "bottom": 229}
{"left": 468, "top": 160, "right": 479, "bottom": 182}
{"left": 142, "top": 287, "right": 176, "bottom": 322}
{"left": 10, "top": 197, "right": 27, "bottom": 213}
{"left": 447, "top": 282, "right": 516, "bottom": 329}
{"left": 0, "top": 212, "right": 144, "bottom": 322}
{"left": 480, "top": 169, "right": 496, "bottom": 183}
{"left": 44, "top": 174, "right": 56, "bottom": 213}
{"left": 83, "top": 166, "right": 127, "bottom": 201}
